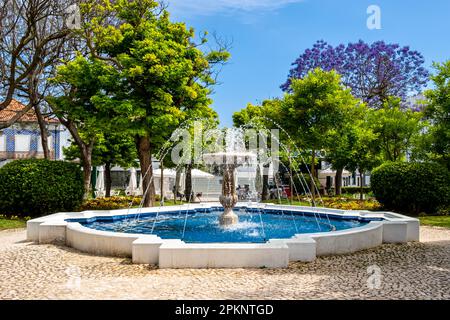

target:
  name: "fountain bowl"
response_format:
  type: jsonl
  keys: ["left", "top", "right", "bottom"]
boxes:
{"left": 27, "top": 203, "right": 420, "bottom": 268}
{"left": 202, "top": 152, "right": 257, "bottom": 166}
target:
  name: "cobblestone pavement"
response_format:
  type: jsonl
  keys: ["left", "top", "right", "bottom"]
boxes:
{"left": 0, "top": 227, "right": 449, "bottom": 300}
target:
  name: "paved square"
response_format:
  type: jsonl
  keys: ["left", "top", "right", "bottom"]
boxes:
{"left": 0, "top": 227, "right": 448, "bottom": 300}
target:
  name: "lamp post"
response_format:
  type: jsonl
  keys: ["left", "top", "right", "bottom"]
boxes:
{"left": 91, "top": 167, "right": 97, "bottom": 199}
{"left": 53, "top": 125, "right": 58, "bottom": 160}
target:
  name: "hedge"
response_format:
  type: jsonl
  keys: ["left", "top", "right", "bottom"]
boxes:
{"left": 79, "top": 195, "right": 161, "bottom": 211}
{"left": 371, "top": 162, "right": 450, "bottom": 215}
{"left": 0, "top": 159, "right": 85, "bottom": 218}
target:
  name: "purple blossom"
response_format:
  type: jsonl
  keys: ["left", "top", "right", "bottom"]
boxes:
{"left": 282, "top": 40, "right": 430, "bottom": 108}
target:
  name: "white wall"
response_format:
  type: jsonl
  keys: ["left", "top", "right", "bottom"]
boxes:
{"left": 59, "top": 128, "right": 71, "bottom": 160}
{"left": 37, "top": 135, "right": 52, "bottom": 152}
{"left": 15, "top": 135, "right": 30, "bottom": 152}
{"left": 0, "top": 134, "right": 5, "bottom": 152}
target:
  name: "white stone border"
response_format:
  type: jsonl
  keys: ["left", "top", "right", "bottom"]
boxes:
{"left": 27, "top": 203, "right": 420, "bottom": 269}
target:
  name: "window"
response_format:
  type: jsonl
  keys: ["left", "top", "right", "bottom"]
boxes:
{"left": 15, "top": 135, "right": 30, "bottom": 152}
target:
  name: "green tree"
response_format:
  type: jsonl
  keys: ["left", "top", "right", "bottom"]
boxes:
{"left": 233, "top": 100, "right": 283, "bottom": 200}
{"left": 346, "top": 121, "right": 382, "bottom": 200}
{"left": 424, "top": 61, "right": 450, "bottom": 169}
{"left": 171, "top": 115, "right": 219, "bottom": 203}
{"left": 232, "top": 102, "right": 275, "bottom": 128}
{"left": 64, "top": 132, "right": 138, "bottom": 197}
{"left": 325, "top": 103, "right": 367, "bottom": 195}
{"left": 368, "top": 97, "right": 424, "bottom": 162}
{"left": 281, "top": 68, "right": 359, "bottom": 201}
{"left": 48, "top": 56, "right": 114, "bottom": 195}
{"left": 82, "top": 0, "right": 229, "bottom": 207}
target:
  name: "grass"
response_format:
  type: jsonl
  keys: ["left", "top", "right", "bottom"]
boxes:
{"left": 419, "top": 216, "right": 450, "bottom": 229}
{"left": 0, "top": 216, "right": 27, "bottom": 230}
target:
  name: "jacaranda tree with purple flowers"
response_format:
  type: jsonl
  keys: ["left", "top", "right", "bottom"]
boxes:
{"left": 282, "top": 40, "right": 429, "bottom": 108}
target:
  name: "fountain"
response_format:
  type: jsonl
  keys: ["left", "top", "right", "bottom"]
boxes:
{"left": 202, "top": 152, "right": 256, "bottom": 225}
{"left": 26, "top": 123, "right": 421, "bottom": 268}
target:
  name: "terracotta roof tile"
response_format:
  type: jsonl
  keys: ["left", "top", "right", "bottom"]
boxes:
{"left": 0, "top": 99, "right": 59, "bottom": 124}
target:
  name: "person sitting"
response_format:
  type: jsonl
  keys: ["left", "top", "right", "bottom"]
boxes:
{"left": 172, "top": 185, "right": 184, "bottom": 202}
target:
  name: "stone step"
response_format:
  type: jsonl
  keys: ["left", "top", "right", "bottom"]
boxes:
{"left": 158, "top": 242, "right": 289, "bottom": 269}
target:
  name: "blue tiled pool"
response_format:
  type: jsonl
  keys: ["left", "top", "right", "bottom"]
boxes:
{"left": 67, "top": 207, "right": 377, "bottom": 243}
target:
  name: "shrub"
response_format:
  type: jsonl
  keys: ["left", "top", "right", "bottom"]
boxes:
{"left": 79, "top": 195, "right": 162, "bottom": 211}
{"left": 80, "top": 196, "right": 143, "bottom": 211}
{"left": 0, "top": 159, "right": 84, "bottom": 218}
{"left": 371, "top": 162, "right": 450, "bottom": 215}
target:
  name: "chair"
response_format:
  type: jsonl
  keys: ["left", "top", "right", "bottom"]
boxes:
{"left": 126, "top": 189, "right": 142, "bottom": 197}
{"left": 111, "top": 189, "right": 121, "bottom": 196}
{"left": 94, "top": 190, "right": 106, "bottom": 198}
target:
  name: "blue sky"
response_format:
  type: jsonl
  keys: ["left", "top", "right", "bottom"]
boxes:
{"left": 168, "top": 0, "right": 450, "bottom": 127}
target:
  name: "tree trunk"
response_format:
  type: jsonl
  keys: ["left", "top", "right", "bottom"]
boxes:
{"left": 185, "top": 163, "right": 193, "bottom": 202}
{"left": 160, "top": 162, "right": 164, "bottom": 205}
{"left": 311, "top": 149, "right": 316, "bottom": 204}
{"left": 105, "top": 162, "right": 112, "bottom": 198}
{"left": 359, "top": 171, "right": 364, "bottom": 201}
{"left": 262, "top": 163, "right": 270, "bottom": 201}
{"left": 82, "top": 160, "right": 92, "bottom": 199}
{"left": 289, "top": 149, "right": 293, "bottom": 200}
{"left": 34, "top": 105, "right": 51, "bottom": 160}
{"left": 174, "top": 167, "right": 182, "bottom": 204}
{"left": 54, "top": 118, "right": 94, "bottom": 199}
{"left": 136, "top": 135, "right": 155, "bottom": 207}
{"left": 78, "top": 141, "right": 94, "bottom": 199}
{"left": 335, "top": 167, "right": 343, "bottom": 196}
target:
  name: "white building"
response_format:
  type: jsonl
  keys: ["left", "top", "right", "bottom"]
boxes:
{"left": 318, "top": 161, "right": 371, "bottom": 193}
{"left": 0, "top": 100, "right": 71, "bottom": 167}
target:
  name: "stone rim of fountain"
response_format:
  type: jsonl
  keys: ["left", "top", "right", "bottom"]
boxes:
{"left": 28, "top": 204, "right": 420, "bottom": 268}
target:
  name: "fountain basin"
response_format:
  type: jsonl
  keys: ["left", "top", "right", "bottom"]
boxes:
{"left": 27, "top": 203, "right": 420, "bottom": 268}
{"left": 66, "top": 208, "right": 370, "bottom": 243}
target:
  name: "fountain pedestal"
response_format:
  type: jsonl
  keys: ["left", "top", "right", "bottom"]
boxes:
{"left": 219, "top": 163, "right": 239, "bottom": 226}
{"left": 219, "top": 195, "right": 239, "bottom": 225}
{"left": 203, "top": 152, "right": 257, "bottom": 226}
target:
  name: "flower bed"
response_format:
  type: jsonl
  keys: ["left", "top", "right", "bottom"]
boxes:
{"left": 79, "top": 196, "right": 143, "bottom": 211}
{"left": 321, "top": 198, "right": 381, "bottom": 211}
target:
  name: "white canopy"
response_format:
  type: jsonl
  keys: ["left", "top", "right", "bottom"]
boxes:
{"left": 95, "top": 166, "right": 105, "bottom": 198}
{"left": 320, "top": 168, "right": 352, "bottom": 176}
{"left": 152, "top": 168, "right": 177, "bottom": 178}
{"left": 126, "top": 167, "right": 139, "bottom": 195}
{"left": 152, "top": 168, "right": 214, "bottom": 179}
{"left": 95, "top": 166, "right": 105, "bottom": 191}
{"left": 190, "top": 169, "right": 214, "bottom": 179}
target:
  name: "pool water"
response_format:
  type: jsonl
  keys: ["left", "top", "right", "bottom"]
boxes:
{"left": 76, "top": 208, "right": 370, "bottom": 243}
